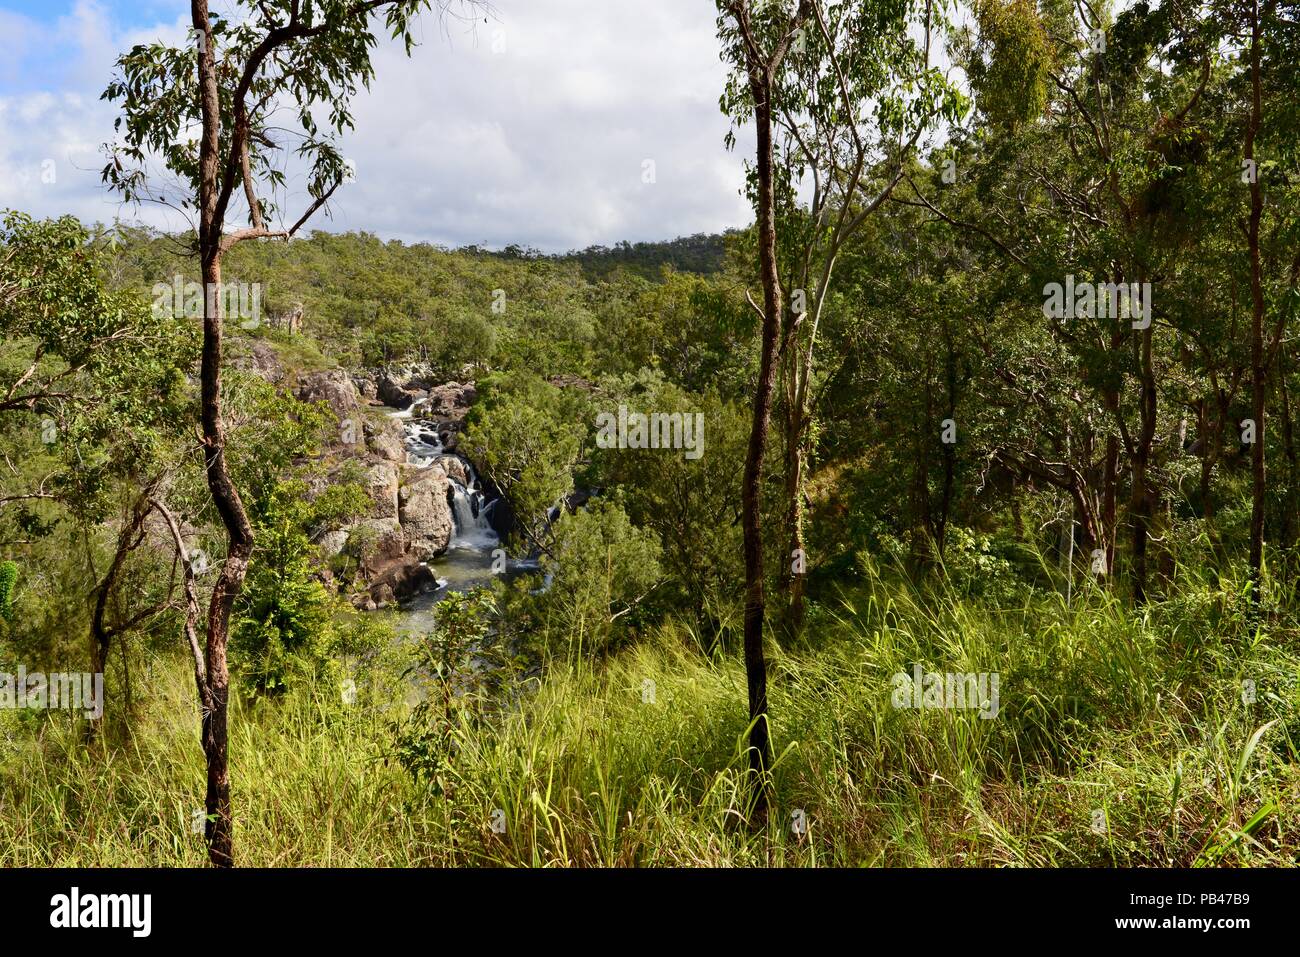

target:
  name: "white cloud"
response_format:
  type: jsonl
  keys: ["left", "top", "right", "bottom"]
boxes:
{"left": 0, "top": 0, "right": 754, "bottom": 252}
{"left": 0, "top": 1, "right": 193, "bottom": 229}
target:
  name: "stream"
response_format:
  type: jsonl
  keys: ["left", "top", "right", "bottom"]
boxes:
{"left": 386, "top": 399, "right": 534, "bottom": 633}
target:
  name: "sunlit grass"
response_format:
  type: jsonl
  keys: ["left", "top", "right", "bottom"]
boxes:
{"left": 1, "top": 565, "right": 1296, "bottom": 866}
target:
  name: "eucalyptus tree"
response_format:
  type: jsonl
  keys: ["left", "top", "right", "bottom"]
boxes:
{"left": 716, "top": 0, "right": 963, "bottom": 812}
{"left": 1218, "top": 0, "right": 1300, "bottom": 590}
{"left": 819, "top": 199, "right": 986, "bottom": 565}
{"left": 1257, "top": 1, "right": 1300, "bottom": 571}
{"left": 101, "top": 0, "right": 477, "bottom": 866}
{"left": 907, "top": 0, "right": 1221, "bottom": 601}
{"left": 716, "top": 0, "right": 815, "bottom": 814}
{"left": 0, "top": 214, "right": 195, "bottom": 709}
{"left": 761, "top": 0, "right": 965, "bottom": 631}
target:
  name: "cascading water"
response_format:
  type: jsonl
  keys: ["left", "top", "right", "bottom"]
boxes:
{"left": 390, "top": 398, "right": 499, "bottom": 553}
{"left": 398, "top": 398, "right": 445, "bottom": 468}
{"left": 446, "top": 462, "right": 500, "bottom": 551}
{"left": 381, "top": 394, "right": 541, "bottom": 632}
{"left": 385, "top": 400, "right": 502, "bottom": 629}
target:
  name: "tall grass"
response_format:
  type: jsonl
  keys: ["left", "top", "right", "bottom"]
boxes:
{"left": 1, "top": 564, "right": 1296, "bottom": 866}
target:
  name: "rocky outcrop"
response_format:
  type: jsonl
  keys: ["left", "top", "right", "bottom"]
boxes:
{"left": 398, "top": 464, "right": 454, "bottom": 560}
{"left": 354, "top": 518, "right": 406, "bottom": 573}
{"left": 297, "top": 366, "right": 490, "bottom": 609}
{"left": 352, "top": 515, "right": 437, "bottom": 609}
{"left": 296, "top": 368, "right": 363, "bottom": 448}
{"left": 410, "top": 380, "right": 476, "bottom": 451}
{"left": 363, "top": 557, "right": 436, "bottom": 610}
{"left": 356, "top": 361, "right": 436, "bottom": 393}
{"left": 355, "top": 366, "right": 476, "bottom": 416}
{"left": 353, "top": 374, "right": 378, "bottom": 401}
{"left": 377, "top": 372, "right": 424, "bottom": 409}
{"left": 439, "top": 454, "right": 470, "bottom": 486}
{"left": 365, "top": 415, "right": 407, "bottom": 463}
{"left": 425, "top": 381, "right": 477, "bottom": 419}
{"left": 313, "top": 457, "right": 455, "bottom": 607}
{"left": 234, "top": 339, "right": 286, "bottom": 384}
{"left": 362, "top": 461, "right": 401, "bottom": 520}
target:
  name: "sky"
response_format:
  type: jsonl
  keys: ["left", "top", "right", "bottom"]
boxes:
{"left": 0, "top": 0, "right": 756, "bottom": 252}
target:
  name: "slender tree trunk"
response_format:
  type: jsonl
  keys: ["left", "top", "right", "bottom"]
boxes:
{"left": 779, "top": 337, "right": 805, "bottom": 635}
{"left": 1130, "top": 314, "right": 1158, "bottom": 604}
{"left": 1279, "top": 347, "right": 1297, "bottom": 557}
{"left": 1102, "top": 435, "right": 1119, "bottom": 578}
{"left": 1198, "top": 398, "right": 1216, "bottom": 521}
{"left": 199, "top": 256, "right": 246, "bottom": 869}
{"left": 1245, "top": 0, "right": 1266, "bottom": 593}
{"left": 87, "top": 489, "right": 156, "bottom": 739}
{"left": 782, "top": 418, "right": 807, "bottom": 632}
{"left": 739, "top": 72, "right": 782, "bottom": 815}
{"left": 194, "top": 0, "right": 255, "bottom": 867}
{"left": 937, "top": 322, "right": 957, "bottom": 556}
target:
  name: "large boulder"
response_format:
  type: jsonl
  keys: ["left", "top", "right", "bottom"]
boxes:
{"left": 365, "top": 415, "right": 407, "bottom": 463}
{"left": 233, "top": 339, "right": 285, "bottom": 384}
{"left": 364, "top": 555, "right": 437, "bottom": 606}
{"left": 398, "top": 464, "right": 454, "bottom": 560}
{"left": 439, "top": 454, "right": 470, "bottom": 486}
{"left": 317, "top": 529, "right": 349, "bottom": 558}
{"left": 347, "top": 517, "right": 435, "bottom": 607}
{"left": 251, "top": 341, "right": 285, "bottom": 383}
{"left": 363, "top": 462, "right": 401, "bottom": 520}
{"left": 425, "top": 381, "right": 477, "bottom": 420}
{"left": 377, "top": 372, "right": 423, "bottom": 409}
{"left": 297, "top": 369, "right": 362, "bottom": 448}
{"left": 353, "top": 375, "right": 379, "bottom": 401}
{"left": 353, "top": 518, "right": 405, "bottom": 575}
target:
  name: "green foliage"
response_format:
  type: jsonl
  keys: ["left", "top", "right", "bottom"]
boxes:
{"left": 0, "top": 561, "right": 16, "bottom": 622}
{"left": 967, "top": 0, "right": 1054, "bottom": 128}
{"left": 2, "top": 0, "right": 1298, "bottom": 872}
{"left": 4, "top": 573, "right": 1297, "bottom": 866}
{"left": 226, "top": 380, "right": 333, "bottom": 523}
{"left": 461, "top": 375, "right": 588, "bottom": 552}
{"left": 537, "top": 497, "right": 662, "bottom": 657}
{"left": 0, "top": 212, "right": 196, "bottom": 526}
{"left": 303, "top": 478, "right": 371, "bottom": 533}
{"left": 232, "top": 485, "right": 336, "bottom": 696}
{"left": 591, "top": 373, "right": 748, "bottom": 622}
{"left": 392, "top": 589, "right": 512, "bottom": 789}
{"left": 100, "top": 227, "right": 727, "bottom": 378}
{"left": 102, "top": 1, "right": 438, "bottom": 218}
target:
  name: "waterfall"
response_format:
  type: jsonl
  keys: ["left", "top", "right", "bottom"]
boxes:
{"left": 448, "top": 479, "right": 499, "bottom": 549}
{"left": 389, "top": 401, "right": 499, "bottom": 553}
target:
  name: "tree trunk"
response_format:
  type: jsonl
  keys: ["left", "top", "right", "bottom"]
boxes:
{"left": 739, "top": 70, "right": 782, "bottom": 816}
{"left": 1130, "top": 316, "right": 1158, "bottom": 604}
{"left": 1279, "top": 346, "right": 1297, "bottom": 557}
{"left": 782, "top": 421, "right": 807, "bottom": 633}
{"left": 194, "top": 0, "right": 255, "bottom": 867}
{"left": 1102, "top": 435, "right": 1119, "bottom": 578}
{"left": 87, "top": 489, "right": 156, "bottom": 739}
{"left": 937, "top": 323, "right": 957, "bottom": 557}
{"left": 1198, "top": 398, "right": 1216, "bottom": 521}
{"left": 1245, "top": 0, "right": 1266, "bottom": 593}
